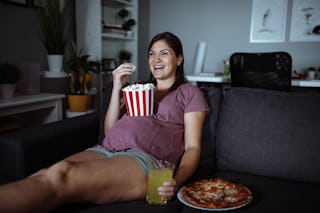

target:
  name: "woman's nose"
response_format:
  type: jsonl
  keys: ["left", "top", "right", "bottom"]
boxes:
{"left": 153, "top": 53, "right": 161, "bottom": 62}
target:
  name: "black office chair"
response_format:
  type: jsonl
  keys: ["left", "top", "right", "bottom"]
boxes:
{"left": 230, "top": 52, "right": 292, "bottom": 91}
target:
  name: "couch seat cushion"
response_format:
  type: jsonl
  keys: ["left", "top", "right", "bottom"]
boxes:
{"left": 180, "top": 170, "right": 320, "bottom": 213}
{"left": 54, "top": 198, "right": 183, "bottom": 213}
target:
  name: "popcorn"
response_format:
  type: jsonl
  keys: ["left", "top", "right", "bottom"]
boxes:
{"left": 122, "top": 83, "right": 155, "bottom": 116}
{"left": 122, "top": 83, "right": 154, "bottom": 91}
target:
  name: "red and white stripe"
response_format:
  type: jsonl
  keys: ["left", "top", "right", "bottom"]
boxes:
{"left": 123, "top": 89, "right": 154, "bottom": 116}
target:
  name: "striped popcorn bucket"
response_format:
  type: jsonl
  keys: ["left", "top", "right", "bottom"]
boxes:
{"left": 123, "top": 88, "right": 154, "bottom": 116}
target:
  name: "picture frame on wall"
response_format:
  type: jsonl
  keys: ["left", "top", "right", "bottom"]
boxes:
{"left": 289, "top": 0, "right": 320, "bottom": 42}
{"left": 250, "top": 0, "right": 288, "bottom": 43}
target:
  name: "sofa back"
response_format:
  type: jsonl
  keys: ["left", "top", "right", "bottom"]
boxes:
{"left": 216, "top": 87, "right": 320, "bottom": 183}
{"left": 199, "top": 86, "right": 222, "bottom": 170}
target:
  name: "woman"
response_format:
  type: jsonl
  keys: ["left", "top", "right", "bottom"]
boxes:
{"left": 0, "top": 32, "right": 209, "bottom": 212}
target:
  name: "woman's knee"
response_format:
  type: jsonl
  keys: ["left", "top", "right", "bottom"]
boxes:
{"left": 42, "top": 161, "right": 74, "bottom": 197}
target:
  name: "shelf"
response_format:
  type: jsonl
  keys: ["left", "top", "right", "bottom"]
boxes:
{"left": 41, "top": 71, "right": 68, "bottom": 78}
{"left": 102, "top": 32, "right": 135, "bottom": 40}
{"left": 76, "top": 0, "right": 138, "bottom": 112}
{"left": 66, "top": 109, "right": 95, "bottom": 118}
{"left": 102, "top": 0, "right": 133, "bottom": 8}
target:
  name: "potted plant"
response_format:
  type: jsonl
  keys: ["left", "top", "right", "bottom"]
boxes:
{"left": 65, "top": 43, "right": 101, "bottom": 112}
{"left": 119, "top": 49, "right": 132, "bottom": 64}
{"left": 118, "top": 8, "right": 136, "bottom": 36}
{"left": 0, "top": 62, "right": 21, "bottom": 99}
{"left": 38, "top": 0, "right": 66, "bottom": 73}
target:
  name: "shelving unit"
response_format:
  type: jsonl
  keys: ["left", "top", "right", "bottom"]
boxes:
{"left": 75, "top": 0, "right": 138, "bottom": 111}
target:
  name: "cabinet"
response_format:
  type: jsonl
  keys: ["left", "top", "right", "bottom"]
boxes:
{"left": 75, "top": 0, "right": 138, "bottom": 110}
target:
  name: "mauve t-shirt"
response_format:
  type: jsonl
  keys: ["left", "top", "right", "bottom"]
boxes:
{"left": 102, "top": 83, "right": 209, "bottom": 165}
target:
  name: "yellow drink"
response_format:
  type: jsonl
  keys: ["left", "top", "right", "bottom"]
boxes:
{"left": 146, "top": 161, "right": 174, "bottom": 205}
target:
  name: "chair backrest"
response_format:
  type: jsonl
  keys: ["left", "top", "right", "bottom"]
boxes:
{"left": 230, "top": 52, "right": 292, "bottom": 90}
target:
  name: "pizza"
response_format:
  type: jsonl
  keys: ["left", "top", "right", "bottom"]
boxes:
{"left": 181, "top": 178, "right": 253, "bottom": 209}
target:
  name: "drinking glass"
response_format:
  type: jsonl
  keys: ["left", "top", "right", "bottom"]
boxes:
{"left": 146, "top": 160, "right": 175, "bottom": 205}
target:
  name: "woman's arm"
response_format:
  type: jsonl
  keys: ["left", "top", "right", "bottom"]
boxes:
{"left": 158, "top": 111, "right": 206, "bottom": 201}
{"left": 104, "top": 63, "right": 135, "bottom": 135}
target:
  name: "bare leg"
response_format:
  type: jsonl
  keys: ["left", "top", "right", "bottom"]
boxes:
{"left": 0, "top": 151, "right": 147, "bottom": 213}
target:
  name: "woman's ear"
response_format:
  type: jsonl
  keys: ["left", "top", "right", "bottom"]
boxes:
{"left": 177, "top": 55, "right": 183, "bottom": 66}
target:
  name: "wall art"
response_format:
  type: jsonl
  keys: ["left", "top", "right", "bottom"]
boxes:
{"left": 290, "top": 0, "right": 320, "bottom": 42}
{"left": 250, "top": 0, "right": 288, "bottom": 43}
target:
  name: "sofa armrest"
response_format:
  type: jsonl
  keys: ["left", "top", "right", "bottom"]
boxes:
{"left": 0, "top": 112, "right": 99, "bottom": 181}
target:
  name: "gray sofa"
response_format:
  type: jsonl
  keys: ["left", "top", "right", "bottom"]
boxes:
{"left": 0, "top": 86, "right": 320, "bottom": 212}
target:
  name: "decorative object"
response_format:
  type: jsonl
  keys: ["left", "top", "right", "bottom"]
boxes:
{"left": 118, "top": 8, "right": 136, "bottom": 31}
{"left": 193, "top": 41, "right": 207, "bottom": 74}
{"left": 67, "top": 94, "right": 90, "bottom": 112}
{"left": 118, "top": 49, "right": 132, "bottom": 64}
{"left": 47, "top": 55, "right": 63, "bottom": 72}
{"left": 223, "top": 59, "right": 230, "bottom": 76}
{"left": 0, "top": 62, "right": 21, "bottom": 99}
{"left": 38, "top": 0, "right": 66, "bottom": 73}
{"left": 65, "top": 43, "right": 101, "bottom": 112}
{"left": 250, "top": 0, "right": 288, "bottom": 43}
{"left": 289, "top": 0, "right": 320, "bottom": 42}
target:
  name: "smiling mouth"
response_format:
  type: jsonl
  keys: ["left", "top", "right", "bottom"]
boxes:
{"left": 153, "top": 65, "right": 164, "bottom": 70}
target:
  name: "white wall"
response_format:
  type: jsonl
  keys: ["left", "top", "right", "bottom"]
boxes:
{"left": 137, "top": 0, "right": 320, "bottom": 80}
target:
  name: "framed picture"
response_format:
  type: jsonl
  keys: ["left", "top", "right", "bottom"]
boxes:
{"left": 4, "top": 0, "right": 28, "bottom": 6}
{"left": 289, "top": 0, "right": 320, "bottom": 42}
{"left": 250, "top": 0, "right": 288, "bottom": 43}
{"left": 102, "top": 58, "right": 118, "bottom": 72}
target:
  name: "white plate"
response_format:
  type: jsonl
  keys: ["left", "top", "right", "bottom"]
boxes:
{"left": 177, "top": 186, "right": 253, "bottom": 211}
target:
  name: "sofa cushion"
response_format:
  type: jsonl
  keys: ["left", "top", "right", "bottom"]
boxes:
{"left": 0, "top": 113, "right": 99, "bottom": 179}
{"left": 198, "top": 86, "right": 222, "bottom": 169}
{"left": 180, "top": 170, "right": 320, "bottom": 213}
{"left": 53, "top": 198, "right": 182, "bottom": 213}
{"left": 216, "top": 87, "right": 320, "bottom": 183}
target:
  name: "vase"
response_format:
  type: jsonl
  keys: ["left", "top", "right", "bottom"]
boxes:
{"left": 0, "top": 83, "right": 16, "bottom": 99}
{"left": 47, "top": 54, "right": 63, "bottom": 72}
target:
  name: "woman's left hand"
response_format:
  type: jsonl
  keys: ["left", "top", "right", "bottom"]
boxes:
{"left": 158, "top": 179, "right": 178, "bottom": 202}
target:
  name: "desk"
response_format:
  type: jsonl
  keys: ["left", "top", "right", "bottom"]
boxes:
{"left": 185, "top": 73, "right": 230, "bottom": 83}
{"left": 185, "top": 73, "right": 320, "bottom": 88}
{"left": 0, "top": 93, "right": 65, "bottom": 124}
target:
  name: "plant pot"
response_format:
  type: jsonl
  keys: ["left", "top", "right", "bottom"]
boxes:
{"left": 68, "top": 94, "right": 90, "bottom": 112}
{"left": 0, "top": 83, "right": 16, "bottom": 99}
{"left": 47, "top": 54, "right": 63, "bottom": 72}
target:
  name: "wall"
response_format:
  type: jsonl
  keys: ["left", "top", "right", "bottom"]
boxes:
{"left": 0, "top": 0, "right": 75, "bottom": 75}
{"left": 138, "top": 0, "right": 320, "bottom": 80}
{"left": 0, "top": 1, "right": 75, "bottom": 94}
{"left": 137, "top": 0, "right": 150, "bottom": 81}
{"left": 0, "top": 1, "right": 44, "bottom": 68}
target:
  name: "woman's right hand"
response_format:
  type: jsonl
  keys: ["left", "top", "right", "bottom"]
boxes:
{"left": 112, "top": 63, "right": 135, "bottom": 91}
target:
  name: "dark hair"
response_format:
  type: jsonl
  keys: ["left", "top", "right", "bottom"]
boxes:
{"left": 147, "top": 32, "right": 186, "bottom": 91}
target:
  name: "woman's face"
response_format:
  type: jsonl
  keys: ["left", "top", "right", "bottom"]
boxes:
{"left": 148, "top": 40, "right": 183, "bottom": 82}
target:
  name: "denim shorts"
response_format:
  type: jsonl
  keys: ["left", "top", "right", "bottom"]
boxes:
{"left": 87, "top": 146, "right": 159, "bottom": 176}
